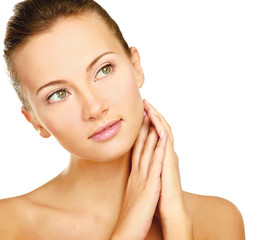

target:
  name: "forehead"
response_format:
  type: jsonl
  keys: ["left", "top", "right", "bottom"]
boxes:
{"left": 14, "top": 13, "right": 124, "bottom": 88}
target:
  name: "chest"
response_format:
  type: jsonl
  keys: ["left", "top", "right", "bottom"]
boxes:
{"left": 19, "top": 211, "right": 163, "bottom": 240}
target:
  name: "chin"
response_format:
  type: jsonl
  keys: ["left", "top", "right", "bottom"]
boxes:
{"left": 72, "top": 142, "right": 133, "bottom": 163}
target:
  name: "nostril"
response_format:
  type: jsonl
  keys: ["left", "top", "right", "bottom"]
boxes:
{"left": 83, "top": 103, "right": 109, "bottom": 121}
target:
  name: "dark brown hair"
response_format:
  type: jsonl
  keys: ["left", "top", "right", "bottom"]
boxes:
{"left": 3, "top": 0, "right": 130, "bottom": 110}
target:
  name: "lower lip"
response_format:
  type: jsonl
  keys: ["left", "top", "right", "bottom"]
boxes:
{"left": 90, "top": 120, "right": 122, "bottom": 142}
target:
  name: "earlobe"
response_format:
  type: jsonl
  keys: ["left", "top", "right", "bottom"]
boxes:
{"left": 21, "top": 106, "right": 51, "bottom": 138}
{"left": 37, "top": 126, "right": 51, "bottom": 138}
{"left": 130, "top": 46, "right": 144, "bottom": 88}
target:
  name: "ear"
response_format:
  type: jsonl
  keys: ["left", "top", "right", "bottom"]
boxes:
{"left": 129, "top": 47, "right": 144, "bottom": 88}
{"left": 21, "top": 106, "right": 51, "bottom": 138}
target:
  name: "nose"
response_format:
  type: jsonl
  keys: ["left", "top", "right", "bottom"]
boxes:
{"left": 81, "top": 88, "right": 108, "bottom": 121}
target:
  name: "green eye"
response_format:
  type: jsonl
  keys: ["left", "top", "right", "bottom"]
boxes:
{"left": 96, "top": 64, "right": 112, "bottom": 79}
{"left": 48, "top": 89, "right": 68, "bottom": 102}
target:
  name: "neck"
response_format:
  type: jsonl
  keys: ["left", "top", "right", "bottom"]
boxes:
{"left": 57, "top": 151, "right": 131, "bottom": 213}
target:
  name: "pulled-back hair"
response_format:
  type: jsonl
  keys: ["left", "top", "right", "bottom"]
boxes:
{"left": 3, "top": 0, "right": 130, "bottom": 110}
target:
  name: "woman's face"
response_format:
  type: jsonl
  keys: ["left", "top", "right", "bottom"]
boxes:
{"left": 14, "top": 13, "right": 145, "bottom": 162}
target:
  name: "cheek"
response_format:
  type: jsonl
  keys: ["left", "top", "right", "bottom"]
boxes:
{"left": 110, "top": 70, "right": 143, "bottom": 117}
{"left": 116, "top": 71, "right": 144, "bottom": 135}
{"left": 33, "top": 103, "right": 81, "bottom": 140}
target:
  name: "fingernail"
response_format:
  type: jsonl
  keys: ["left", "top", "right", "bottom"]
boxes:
{"left": 160, "top": 130, "right": 165, "bottom": 139}
{"left": 143, "top": 110, "right": 147, "bottom": 116}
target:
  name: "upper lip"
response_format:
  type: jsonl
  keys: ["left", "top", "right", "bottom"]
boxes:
{"left": 89, "top": 119, "right": 121, "bottom": 138}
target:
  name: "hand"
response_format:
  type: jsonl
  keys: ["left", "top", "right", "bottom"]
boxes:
{"left": 143, "top": 100, "right": 193, "bottom": 239}
{"left": 111, "top": 113, "right": 167, "bottom": 240}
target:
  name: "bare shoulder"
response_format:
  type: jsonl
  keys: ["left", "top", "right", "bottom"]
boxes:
{"left": 0, "top": 195, "right": 38, "bottom": 239}
{"left": 0, "top": 197, "right": 25, "bottom": 239}
{"left": 183, "top": 191, "right": 245, "bottom": 240}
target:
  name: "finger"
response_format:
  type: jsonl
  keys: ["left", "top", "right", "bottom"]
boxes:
{"left": 143, "top": 101, "right": 166, "bottom": 138}
{"left": 143, "top": 100, "right": 174, "bottom": 145}
{"left": 139, "top": 126, "right": 158, "bottom": 178}
{"left": 132, "top": 115, "right": 151, "bottom": 171}
{"left": 148, "top": 131, "right": 168, "bottom": 180}
{"left": 144, "top": 100, "right": 172, "bottom": 131}
{"left": 143, "top": 100, "right": 174, "bottom": 143}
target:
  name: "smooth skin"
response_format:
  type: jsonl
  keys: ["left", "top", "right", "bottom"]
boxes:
{"left": 0, "top": 13, "right": 245, "bottom": 240}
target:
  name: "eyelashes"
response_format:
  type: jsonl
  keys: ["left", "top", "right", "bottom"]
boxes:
{"left": 96, "top": 64, "right": 113, "bottom": 80}
{"left": 46, "top": 88, "right": 71, "bottom": 104}
{"left": 45, "top": 63, "right": 116, "bottom": 105}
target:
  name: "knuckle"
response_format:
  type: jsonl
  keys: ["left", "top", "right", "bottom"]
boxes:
{"left": 140, "top": 148, "right": 147, "bottom": 158}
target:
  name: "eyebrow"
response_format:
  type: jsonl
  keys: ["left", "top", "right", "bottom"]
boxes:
{"left": 36, "top": 51, "right": 115, "bottom": 95}
{"left": 86, "top": 51, "right": 114, "bottom": 73}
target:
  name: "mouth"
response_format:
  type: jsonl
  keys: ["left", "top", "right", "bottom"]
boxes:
{"left": 89, "top": 119, "right": 122, "bottom": 142}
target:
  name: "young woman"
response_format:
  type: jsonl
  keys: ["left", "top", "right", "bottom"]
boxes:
{"left": 0, "top": 0, "right": 245, "bottom": 239}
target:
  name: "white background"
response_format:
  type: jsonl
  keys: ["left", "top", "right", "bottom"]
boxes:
{"left": 0, "top": 0, "right": 278, "bottom": 239}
